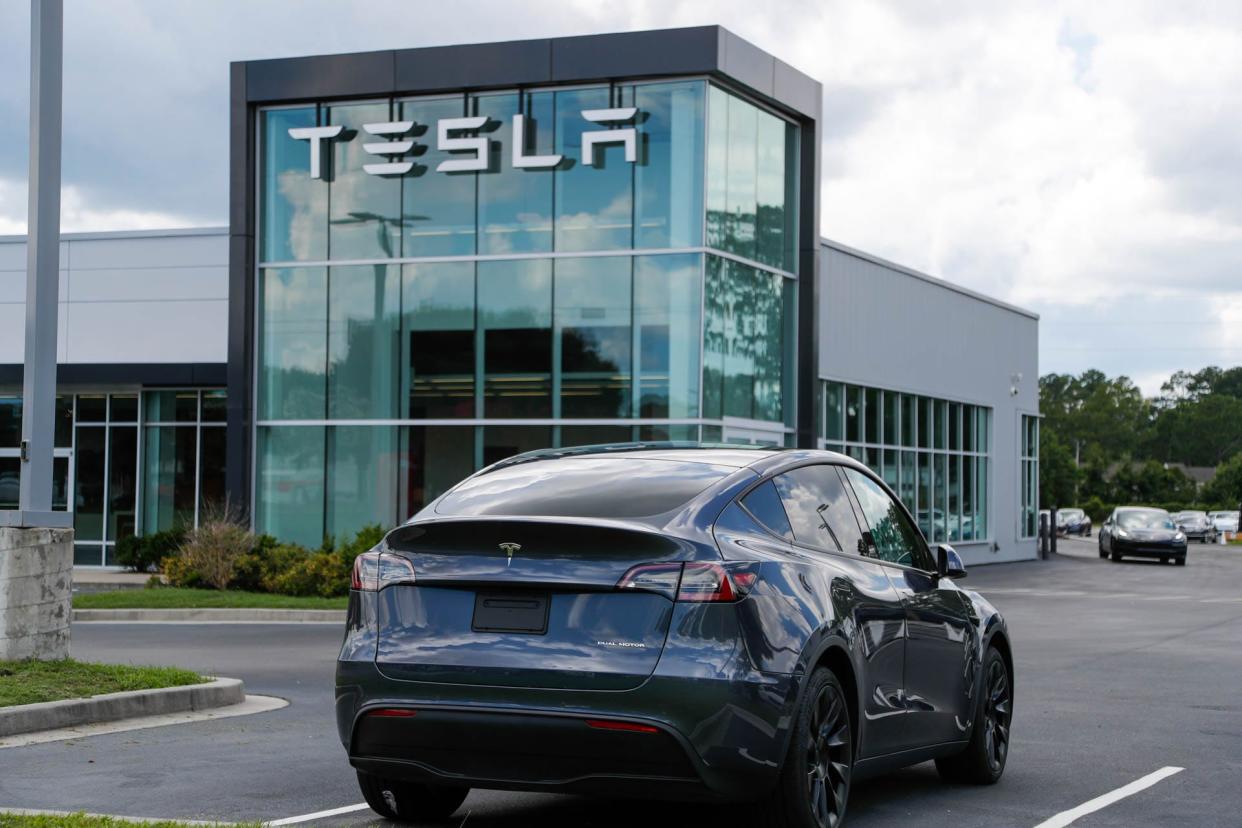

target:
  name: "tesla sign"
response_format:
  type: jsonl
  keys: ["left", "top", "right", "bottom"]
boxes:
{"left": 288, "top": 107, "right": 639, "bottom": 179}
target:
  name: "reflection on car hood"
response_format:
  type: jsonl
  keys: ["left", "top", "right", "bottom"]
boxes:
{"left": 1122, "top": 528, "right": 1178, "bottom": 541}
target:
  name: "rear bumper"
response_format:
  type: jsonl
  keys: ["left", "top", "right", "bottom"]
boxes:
{"left": 336, "top": 660, "right": 797, "bottom": 801}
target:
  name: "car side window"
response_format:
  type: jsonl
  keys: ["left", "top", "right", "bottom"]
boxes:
{"left": 741, "top": 480, "right": 794, "bottom": 540}
{"left": 772, "top": 465, "right": 866, "bottom": 555}
{"left": 843, "top": 468, "right": 934, "bottom": 570}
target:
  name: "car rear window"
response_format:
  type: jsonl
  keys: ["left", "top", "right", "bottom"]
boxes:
{"left": 434, "top": 456, "right": 734, "bottom": 518}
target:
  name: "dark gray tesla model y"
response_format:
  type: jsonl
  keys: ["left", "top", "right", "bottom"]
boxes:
{"left": 335, "top": 445, "right": 1013, "bottom": 827}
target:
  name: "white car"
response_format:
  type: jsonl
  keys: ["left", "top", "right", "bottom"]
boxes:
{"left": 1209, "top": 511, "right": 1239, "bottom": 534}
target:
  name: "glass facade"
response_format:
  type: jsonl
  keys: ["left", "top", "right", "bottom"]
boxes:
{"left": 821, "top": 381, "right": 992, "bottom": 545}
{"left": 1020, "top": 415, "right": 1039, "bottom": 539}
{"left": 0, "top": 390, "right": 224, "bottom": 566}
{"left": 255, "top": 80, "right": 800, "bottom": 543}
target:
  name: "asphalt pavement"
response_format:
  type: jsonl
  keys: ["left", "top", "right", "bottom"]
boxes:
{"left": 2, "top": 537, "right": 1240, "bottom": 827}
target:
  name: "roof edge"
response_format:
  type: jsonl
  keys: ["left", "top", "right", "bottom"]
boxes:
{"left": 820, "top": 236, "right": 1040, "bottom": 321}
{"left": 0, "top": 226, "right": 229, "bottom": 244}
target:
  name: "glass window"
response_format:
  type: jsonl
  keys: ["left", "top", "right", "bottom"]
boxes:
{"left": 73, "top": 426, "right": 106, "bottom": 541}
{"left": 824, "top": 382, "right": 844, "bottom": 442}
{"left": 482, "top": 425, "right": 551, "bottom": 467}
{"left": 917, "top": 452, "right": 932, "bottom": 538}
{"left": 900, "top": 450, "right": 916, "bottom": 514}
{"left": 400, "top": 425, "right": 475, "bottom": 520}
{"left": 962, "top": 454, "right": 974, "bottom": 542}
{"left": 399, "top": 95, "right": 476, "bottom": 257}
{"left": 261, "top": 106, "right": 327, "bottom": 263}
{"left": 883, "top": 392, "right": 898, "bottom": 445}
{"left": 142, "top": 426, "right": 197, "bottom": 534}
{"left": 74, "top": 543, "right": 103, "bottom": 567}
{"left": 901, "top": 395, "right": 916, "bottom": 447}
{"left": 259, "top": 266, "right": 327, "bottom": 420}
{"left": 773, "top": 464, "right": 865, "bottom": 555}
{"left": 705, "top": 85, "right": 729, "bottom": 250}
{"left": 327, "top": 265, "right": 400, "bottom": 419}
{"left": 755, "top": 111, "right": 788, "bottom": 269}
{"left": 55, "top": 396, "right": 72, "bottom": 448}
{"left": 962, "top": 404, "right": 975, "bottom": 452}
{"left": 949, "top": 454, "right": 961, "bottom": 542}
{"left": 201, "top": 390, "right": 227, "bottom": 423}
{"left": 0, "top": 457, "right": 18, "bottom": 510}
{"left": 742, "top": 479, "right": 793, "bottom": 540}
{"left": 256, "top": 426, "right": 325, "bottom": 549}
{"left": 635, "top": 254, "right": 701, "bottom": 419}
{"left": 864, "top": 388, "right": 879, "bottom": 444}
{"left": 402, "top": 261, "right": 476, "bottom": 419}
{"left": 557, "top": 257, "right": 631, "bottom": 418}
{"left": 933, "top": 453, "right": 947, "bottom": 542}
{"left": 474, "top": 91, "right": 554, "bottom": 255}
{"left": 438, "top": 455, "right": 729, "bottom": 518}
{"left": 0, "top": 397, "right": 19, "bottom": 447}
{"left": 479, "top": 259, "right": 552, "bottom": 418}
{"left": 724, "top": 93, "right": 758, "bottom": 260}
{"left": 199, "top": 427, "right": 226, "bottom": 517}
{"left": 327, "top": 101, "right": 401, "bottom": 260}
{"left": 77, "top": 395, "right": 107, "bottom": 422}
{"left": 703, "top": 257, "right": 788, "bottom": 423}
{"left": 634, "top": 81, "right": 705, "bottom": 250}
{"left": 844, "top": 468, "right": 932, "bottom": 570}
{"left": 326, "top": 426, "right": 399, "bottom": 543}
{"left": 948, "top": 403, "right": 960, "bottom": 451}
{"left": 846, "top": 386, "right": 862, "bottom": 443}
{"left": 107, "top": 425, "right": 137, "bottom": 542}
{"left": 555, "top": 86, "right": 633, "bottom": 252}
{"left": 640, "top": 424, "right": 699, "bottom": 442}
{"left": 934, "top": 400, "right": 947, "bottom": 450}
{"left": 883, "top": 449, "right": 899, "bottom": 490}
{"left": 559, "top": 425, "right": 634, "bottom": 448}
{"left": 918, "top": 396, "right": 932, "bottom": 449}
{"left": 143, "top": 391, "right": 198, "bottom": 423}
{"left": 110, "top": 394, "right": 138, "bottom": 422}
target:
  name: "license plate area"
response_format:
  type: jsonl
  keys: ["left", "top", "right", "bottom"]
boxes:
{"left": 472, "top": 592, "right": 549, "bottom": 634}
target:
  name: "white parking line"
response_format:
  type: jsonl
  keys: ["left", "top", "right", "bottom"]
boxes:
{"left": 1032, "top": 766, "right": 1184, "bottom": 828}
{"left": 268, "top": 802, "right": 371, "bottom": 825}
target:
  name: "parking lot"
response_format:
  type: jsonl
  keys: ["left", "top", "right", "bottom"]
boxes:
{"left": 2, "top": 537, "right": 1240, "bottom": 827}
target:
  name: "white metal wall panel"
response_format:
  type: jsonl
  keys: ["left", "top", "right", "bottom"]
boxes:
{"left": 819, "top": 241, "right": 1040, "bottom": 565}
{"left": 0, "top": 229, "right": 228, "bottom": 365}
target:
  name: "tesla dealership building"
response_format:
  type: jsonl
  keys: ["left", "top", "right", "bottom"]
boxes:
{"left": 0, "top": 27, "right": 1039, "bottom": 566}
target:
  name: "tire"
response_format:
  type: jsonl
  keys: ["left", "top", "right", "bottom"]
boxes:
{"left": 1176, "top": 557, "right": 1186, "bottom": 566}
{"left": 1110, "top": 550, "right": 1122, "bottom": 562}
{"left": 936, "top": 647, "right": 1012, "bottom": 785}
{"left": 356, "top": 771, "right": 469, "bottom": 822}
{"left": 1098, "top": 541, "right": 1106, "bottom": 559}
{"left": 756, "top": 667, "right": 853, "bottom": 828}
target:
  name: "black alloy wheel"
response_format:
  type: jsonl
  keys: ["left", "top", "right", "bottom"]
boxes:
{"left": 757, "top": 668, "right": 853, "bottom": 828}
{"left": 805, "top": 680, "right": 852, "bottom": 827}
{"left": 980, "top": 657, "right": 1012, "bottom": 775}
{"left": 936, "top": 646, "right": 1012, "bottom": 784}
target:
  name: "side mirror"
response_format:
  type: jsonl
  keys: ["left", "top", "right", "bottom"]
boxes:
{"left": 937, "top": 543, "right": 967, "bottom": 580}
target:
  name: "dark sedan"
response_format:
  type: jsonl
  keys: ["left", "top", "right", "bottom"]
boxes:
{"left": 1171, "top": 510, "right": 1217, "bottom": 544}
{"left": 1056, "top": 508, "right": 1092, "bottom": 537}
{"left": 336, "top": 444, "right": 1014, "bottom": 827}
{"left": 1099, "top": 507, "right": 1188, "bottom": 565}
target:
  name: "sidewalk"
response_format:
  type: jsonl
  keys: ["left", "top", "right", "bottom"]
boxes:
{"left": 72, "top": 568, "right": 155, "bottom": 594}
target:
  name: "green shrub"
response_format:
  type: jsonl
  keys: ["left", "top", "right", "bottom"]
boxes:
{"left": 161, "top": 554, "right": 204, "bottom": 589}
{"left": 266, "top": 550, "right": 351, "bottom": 597}
{"left": 115, "top": 528, "right": 186, "bottom": 572}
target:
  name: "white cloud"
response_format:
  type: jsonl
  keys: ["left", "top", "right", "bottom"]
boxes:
{"left": 0, "top": 0, "right": 1239, "bottom": 391}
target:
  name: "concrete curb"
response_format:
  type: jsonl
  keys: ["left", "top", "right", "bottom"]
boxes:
{"left": 73, "top": 608, "right": 346, "bottom": 624}
{"left": 0, "top": 676, "right": 245, "bottom": 738}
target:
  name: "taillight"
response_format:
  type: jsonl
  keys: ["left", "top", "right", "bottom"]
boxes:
{"left": 351, "top": 550, "right": 416, "bottom": 591}
{"left": 586, "top": 718, "right": 660, "bottom": 734}
{"left": 367, "top": 708, "right": 417, "bottom": 718}
{"left": 616, "top": 562, "right": 758, "bottom": 603}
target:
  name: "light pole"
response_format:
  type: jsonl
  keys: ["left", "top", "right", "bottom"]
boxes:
{"left": 0, "top": 0, "right": 74, "bottom": 661}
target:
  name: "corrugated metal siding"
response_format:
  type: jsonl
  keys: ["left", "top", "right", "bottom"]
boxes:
{"left": 819, "top": 242, "right": 1039, "bottom": 564}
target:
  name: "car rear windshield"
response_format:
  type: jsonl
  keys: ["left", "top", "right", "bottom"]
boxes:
{"left": 1117, "top": 510, "right": 1174, "bottom": 530}
{"left": 434, "top": 456, "right": 734, "bottom": 518}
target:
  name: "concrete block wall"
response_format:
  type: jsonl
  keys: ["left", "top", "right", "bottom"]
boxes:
{"left": 0, "top": 527, "right": 73, "bottom": 660}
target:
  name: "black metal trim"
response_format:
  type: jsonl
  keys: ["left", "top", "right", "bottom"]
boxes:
{"left": 0, "top": 363, "right": 226, "bottom": 387}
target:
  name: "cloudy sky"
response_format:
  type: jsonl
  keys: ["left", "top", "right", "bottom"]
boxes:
{"left": 1, "top": 0, "right": 1240, "bottom": 394}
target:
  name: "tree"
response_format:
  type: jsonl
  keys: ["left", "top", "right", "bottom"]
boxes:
{"left": 1039, "top": 430, "right": 1078, "bottom": 508}
{"left": 1201, "top": 452, "right": 1242, "bottom": 509}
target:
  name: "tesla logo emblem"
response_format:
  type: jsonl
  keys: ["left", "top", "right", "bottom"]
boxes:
{"left": 288, "top": 108, "right": 640, "bottom": 179}
{"left": 498, "top": 542, "right": 521, "bottom": 566}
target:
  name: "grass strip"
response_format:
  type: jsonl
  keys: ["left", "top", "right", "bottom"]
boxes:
{"left": 0, "top": 814, "right": 260, "bottom": 828}
{"left": 0, "top": 660, "right": 204, "bottom": 708}
{"left": 73, "top": 587, "right": 346, "bottom": 611}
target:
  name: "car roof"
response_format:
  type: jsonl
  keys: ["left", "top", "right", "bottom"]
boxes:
{"left": 485, "top": 442, "right": 872, "bottom": 475}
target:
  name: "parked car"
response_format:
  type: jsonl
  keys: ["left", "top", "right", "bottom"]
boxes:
{"left": 1171, "top": 510, "right": 1217, "bottom": 543}
{"left": 1056, "top": 508, "right": 1092, "bottom": 537}
{"left": 336, "top": 445, "right": 1014, "bottom": 826}
{"left": 1209, "top": 511, "right": 1239, "bottom": 534}
{"left": 1099, "top": 507, "right": 1187, "bottom": 565}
